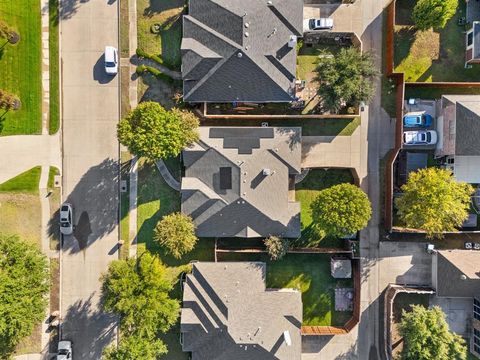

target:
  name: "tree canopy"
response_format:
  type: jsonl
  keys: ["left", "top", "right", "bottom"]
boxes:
{"left": 154, "top": 212, "right": 198, "bottom": 259}
{"left": 117, "top": 101, "right": 199, "bottom": 161}
{"left": 103, "top": 334, "right": 167, "bottom": 360}
{"left": 315, "top": 47, "right": 378, "bottom": 112}
{"left": 399, "top": 305, "right": 467, "bottom": 360}
{"left": 0, "top": 235, "right": 49, "bottom": 357}
{"left": 412, "top": 0, "right": 458, "bottom": 30}
{"left": 395, "top": 168, "right": 473, "bottom": 238}
{"left": 101, "top": 252, "right": 180, "bottom": 338}
{"left": 310, "top": 183, "right": 372, "bottom": 237}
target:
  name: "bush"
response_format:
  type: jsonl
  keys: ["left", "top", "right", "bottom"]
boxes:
{"left": 0, "top": 89, "right": 21, "bottom": 111}
{"left": 264, "top": 236, "right": 289, "bottom": 261}
{"left": 154, "top": 212, "right": 198, "bottom": 259}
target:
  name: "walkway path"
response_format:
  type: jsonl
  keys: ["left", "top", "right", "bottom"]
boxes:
{"left": 156, "top": 159, "right": 180, "bottom": 190}
{"left": 0, "top": 134, "right": 61, "bottom": 184}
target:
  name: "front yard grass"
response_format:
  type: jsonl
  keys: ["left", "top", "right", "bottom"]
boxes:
{"left": 0, "top": 0, "right": 42, "bottom": 135}
{"left": 295, "top": 169, "right": 355, "bottom": 248}
{"left": 137, "top": 0, "right": 184, "bottom": 69}
{"left": 218, "top": 252, "right": 353, "bottom": 326}
{"left": 0, "top": 167, "right": 41, "bottom": 194}
{"left": 394, "top": 0, "right": 480, "bottom": 82}
{"left": 49, "top": 0, "right": 60, "bottom": 134}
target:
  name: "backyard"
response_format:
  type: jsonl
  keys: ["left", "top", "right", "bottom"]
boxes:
{"left": 217, "top": 252, "right": 354, "bottom": 326}
{"left": 394, "top": 0, "right": 480, "bottom": 82}
{"left": 0, "top": 0, "right": 42, "bottom": 135}
{"left": 295, "top": 169, "right": 355, "bottom": 248}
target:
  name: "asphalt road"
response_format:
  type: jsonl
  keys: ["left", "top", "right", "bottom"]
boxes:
{"left": 59, "top": 0, "right": 119, "bottom": 358}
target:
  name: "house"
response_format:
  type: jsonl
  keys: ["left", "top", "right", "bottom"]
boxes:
{"left": 435, "top": 95, "right": 480, "bottom": 183}
{"left": 431, "top": 250, "right": 480, "bottom": 358}
{"left": 466, "top": 22, "right": 480, "bottom": 65}
{"left": 181, "top": 127, "right": 301, "bottom": 238}
{"left": 181, "top": 0, "right": 303, "bottom": 103}
{"left": 180, "top": 262, "right": 302, "bottom": 359}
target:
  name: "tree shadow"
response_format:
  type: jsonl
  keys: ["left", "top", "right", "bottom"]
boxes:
{"left": 61, "top": 294, "right": 117, "bottom": 360}
{"left": 160, "top": 15, "right": 183, "bottom": 69}
{"left": 143, "top": 0, "right": 186, "bottom": 18}
{"left": 59, "top": 0, "right": 91, "bottom": 20}
{"left": 393, "top": 26, "right": 416, "bottom": 67}
{"left": 48, "top": 158, "right": 118, "bottom": 254}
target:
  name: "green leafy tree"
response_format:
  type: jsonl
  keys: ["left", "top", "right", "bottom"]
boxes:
{"left": 395, "top": 168, "right": 473, "bottom": 238}
{"left": 399, "top": 305, "right": 467, "bottom": 360}
{"left": 315, "top": 48, "right": 378, "bottom": 112}
{"left": 412, "top": 0, "right": 458, "bottom": 30}
{"left": 0, "top": 89, "right": 20, "bottom": 111}
{"left": 0, "top": 235, "right": 49, "bottom": 357}
{"left": 101, "top": 252, "right": 180, "bottom": 337}
{"left": 103, "top": 334, "right": 167, "bottom": 360}
{"left": 264, "top": 236, "right": 289, "bottom": 261}
{"left": 311, "top": 183, "right": 372, "bottom": 237}
{"left": 117, "top": 101, "right": 199, "bottom": 161}
{"left": 154, "top": 212, "right": 198, "bottom": 259}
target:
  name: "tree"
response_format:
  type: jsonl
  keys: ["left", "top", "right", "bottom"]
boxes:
{"left": 412, "top": 0, "right": 458, "bottom": 30}
{"left": 264, "top": 236, "right": 289, "bottom": 261}
{"left": 154, "top": 212, "right": 198, "bottom": 259}
{"left": 117, "top": 101, "right": 199, "bottom": 161}
{"left": 103, "top": 334, "right": 167, "bottom": 360}
{"left": 395, "top": 168, "right": 473, "bottom": 238}
{"left": 0, "top": 89, "right": 20, "bottom": 111}
{"left": 101, "top": 252, "right": 180, "bottom": 338}
{"left": 0, "top": 235, "right": 49, "bottom": 357}
{"left": 311, "top": 183, "right": 372, "bottom": 237}
{"left": 315, "top": 47, "right": 378, "bottom": 112}
{"left": 0, "top": 19, "right": 19, "bottom": 44}
{"left": 399, "top": 305, "right": 467, "bottom": 360}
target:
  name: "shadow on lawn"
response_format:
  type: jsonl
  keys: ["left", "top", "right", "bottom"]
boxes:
{"left": 143, "top": 0, "right": 186, "bottom": 17}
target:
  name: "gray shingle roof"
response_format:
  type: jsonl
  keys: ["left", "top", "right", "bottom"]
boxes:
{"left": 181, "top": 127, "right": 302, "bottom": 238}
{"left": 435, "top": 250, "right": 480, "bottom": 298}
{"left": 181, "top": 0, "right": 303, "bottom": 102}
{"left": 181, "top": 262, "right": 302, "bottom": 360}
{"left": 442, "top": 95, "right": 480, "bottom": 156}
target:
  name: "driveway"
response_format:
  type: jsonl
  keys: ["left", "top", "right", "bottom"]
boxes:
{"left": 60, "top": 0, "right": 119, "bottom": 358}
{"left": 379, "top": 242, "right": 433, "bottom": 287}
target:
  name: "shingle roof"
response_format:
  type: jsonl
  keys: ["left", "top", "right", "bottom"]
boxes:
{"left": 181, "top": 127, "right": 301, "bottom": 238}
{"left": 181, "top": 0, "right": 303, "bottom": 102}
{"left": 435, "top": 250, "right": 480, "bottom": 298}
{"left": 181, "top": 262, "right": 302, "bottom": 360}
{"left": 441, "top": 95, "right": 480, "bottom": 156}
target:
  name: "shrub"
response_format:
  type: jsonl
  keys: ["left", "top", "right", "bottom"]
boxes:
{"left": 264, "top": 236, "right": 289, "bottom": 261}
{"left": 154, "top": 212, "right": 198, "bottom": 259}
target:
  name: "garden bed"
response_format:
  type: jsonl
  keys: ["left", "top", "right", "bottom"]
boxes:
{"left": 217, "top": 252, "right": 354, "bottom": 326}
{"left": 295, "top": 169, "right": 355, "bottom": 248}
{"left": 394, "top": 0, "right": 480, "bottom": 82}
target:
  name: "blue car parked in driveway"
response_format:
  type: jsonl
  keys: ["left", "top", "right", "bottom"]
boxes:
{"left": 403, "top": 112, "right": 433, "bottom": 128}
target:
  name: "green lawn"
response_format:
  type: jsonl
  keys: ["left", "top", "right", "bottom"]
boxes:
{"left": 218, "top": 252, "right": 353, "bottom": 326}
{"left": 0, "top": 0, "right": 42, "bottom": 135}
{"left": 202, "top": 117, "right": 361, "bottom": 137}
{"left": 405, "top": 85, "right": 480, "bottom": 100}
{"left": 49, "top": 0, "right": 59, "bottom": 134}
{"left": 295, "top": 169, "right": 354, "bottom": 248}
{"left": 137, "top": 0, "right": 184, "bottom": 69}
{"left": 394, "top": 0, "right": 480, "bottom": 82}
{"left": 0, "top": 167, "right": 41, "bottom": 194}
{"left": 296, "top": 44, "right": 340, "bottom": 81}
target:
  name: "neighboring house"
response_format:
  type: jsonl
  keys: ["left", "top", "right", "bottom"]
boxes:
{"left": 180, "top": 262, "right": 303, "bottom": 359}
{"left": 466, "top": 22, "right": 480, "bottom": 65}
{"left": 435, "top": 95, "right": 480, "bottom": 183}
{"left": 181, "top": 0, "right": 303, "bottom": 103}
{"left": 431, "top": 250, "right": 480, "bottom": 358}
{"left": 181, "top": 126, "right": 301, "bottom": 238}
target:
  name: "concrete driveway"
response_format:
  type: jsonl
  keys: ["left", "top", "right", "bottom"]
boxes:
{"left": 60, "top": 0, "right": 119, "bottom": 358}
{"left": 379, "top": 242, "right": 433, "bottom": 288}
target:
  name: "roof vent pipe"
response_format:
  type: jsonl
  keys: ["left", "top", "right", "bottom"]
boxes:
{"left": 267, "top": 0, "right": 273, "bottom": 5}
{"left": 283, "top": 331, "right": 292, "bottom": 346}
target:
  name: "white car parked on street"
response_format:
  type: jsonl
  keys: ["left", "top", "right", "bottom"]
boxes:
{"left": 59, "top": 203, "right": 73, "bottom": 235}
{"left": 104, "top": 46, "right": 118, "bottom": 75}
{"left": 56, "top": 340, "right": 73, "bottom": 360}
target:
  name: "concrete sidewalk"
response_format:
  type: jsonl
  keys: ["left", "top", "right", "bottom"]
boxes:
{"left": 0, "top": 134, "right": 61, "bottom": 184}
